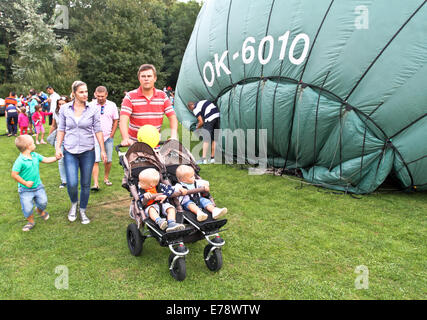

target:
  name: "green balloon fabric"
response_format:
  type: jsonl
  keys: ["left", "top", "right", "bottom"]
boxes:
{"left": 175, "top": 0, "right": 427, "bottom": 194}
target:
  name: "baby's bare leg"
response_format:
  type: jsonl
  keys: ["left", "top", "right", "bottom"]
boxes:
{"left": 166, "top": 207, "right": 176, "bottom": 221}
{"left": 205, "top": 204, "right": 215, "bottom": 213}
{"left": 148, "top": 207, "right": 160, "bottom": 221}
{"left": 187, "top": 202, "right": 201, "bottom": 216}
{"left": 187, "top": 202, "right": 208, "bottom": 222}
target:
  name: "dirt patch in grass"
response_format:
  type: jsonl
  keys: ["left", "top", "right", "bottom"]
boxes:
{"left": 91, "top": 197, "right": 131, "bottom": 218}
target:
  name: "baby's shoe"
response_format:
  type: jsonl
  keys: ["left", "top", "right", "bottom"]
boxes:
{"left": 166, "top": 221, "right": 185, "bottom": 232}
{"left": 212, "top": 207, "right": 227, "bottom": 220}
{"left": 197, "top": 210, "right": 208, "bottom": 222}
{"left": 156, "top": 218, "right": 167, "bottom": 230}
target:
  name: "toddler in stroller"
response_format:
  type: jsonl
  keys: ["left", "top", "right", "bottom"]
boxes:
{"left": 174, "top": 165, "right": 227, "bottom": 222}
{"left": 137, "top": 168, "right": 185, "bottom": 232}
{"left": 117, "top": 141, "right": 223, "bottom": 281}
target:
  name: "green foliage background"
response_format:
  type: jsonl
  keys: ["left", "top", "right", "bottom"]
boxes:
{"left": 0, "top": 0, "right": 201, "bottom": 103}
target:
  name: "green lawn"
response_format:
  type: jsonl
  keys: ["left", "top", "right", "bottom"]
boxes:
{"left": 0, "top": 116, "right": 425, "bottom": 300}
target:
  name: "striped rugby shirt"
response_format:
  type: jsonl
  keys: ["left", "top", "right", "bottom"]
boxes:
{"left": 193, "top": 100, "right": 219, "bottom": 123}
{"left": 120, "top": 87, "right": 174, "bottom": 141}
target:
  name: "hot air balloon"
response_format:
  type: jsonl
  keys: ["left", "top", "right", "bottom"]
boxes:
{"left": 174, "top": 0, "right": 427, "bottom": 194}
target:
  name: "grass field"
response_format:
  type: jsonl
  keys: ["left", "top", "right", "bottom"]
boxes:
{"left": 0, "top": 116, "right": 425, "bottom": 300}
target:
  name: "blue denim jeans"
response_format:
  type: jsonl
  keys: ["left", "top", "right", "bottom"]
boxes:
{"left": 55, "top": 141, "right": 66, "bottom": 184}
{"left": 18, "top": 184, "right": 48, "bottom": 218}
{"left": 64, "top": 149, "right": 95, "bottom": 209}
{"left": 182, "top": 197, "right": 213, "bottom": 211}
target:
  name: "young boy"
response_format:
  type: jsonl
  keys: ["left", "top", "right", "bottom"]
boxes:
{"left": 138, "top": 168, "right": 185, "bottom": 232}
{"left": 11, "top": 135, "right": 59, "bottom": 231}
{"left": 174, "top": 165, "right": 227, "bottom": 222}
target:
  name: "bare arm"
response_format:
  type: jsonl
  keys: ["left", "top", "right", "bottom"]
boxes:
{"left": 11, "top": 171, "right": 33, "bottom": 188}
{"left": 110, "top": 119, "right": 119, "bottom": 139}
{"left": 168, "top": 114, "right": 178, "bottom": 140}
{"left": 42, "top": 156, "right": 58, "bottom": 164}
{"left": 95, "top": 131, "right": 107, "bottom": 163}
{"left": 49, "top": 118, "right": 57, "bottom": 135}
{"left": 55, "top": 130, "right": 65, "bottom": 159}
{"left": 196, "top": 116, "right": 204, "bottom": 129}
{"left": 119, "top": 114, "right": 132, "bottom": 146}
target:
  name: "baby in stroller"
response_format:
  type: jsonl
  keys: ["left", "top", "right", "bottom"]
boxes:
{"left": 174, "top": 165, "right": 227, "bottom": 222}
{"left": 137, "top": 168, "right": 185, "bottom": 232}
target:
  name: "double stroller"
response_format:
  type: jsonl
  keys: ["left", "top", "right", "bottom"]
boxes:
{"left": 116, "top": 140, "right": 227, "bottom": 281}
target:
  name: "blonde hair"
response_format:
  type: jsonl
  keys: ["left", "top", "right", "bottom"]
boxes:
{"left": 176, "top": 165, "right": 194, "bottom": 181}
{"left": 139, "top": 168, "right": 160, "bottom": 186}
{"left": 15, "top": 135, "right": 32, "bottom": 152}
{"left": 70, "top": 80, "right": 87, "bottom": 99}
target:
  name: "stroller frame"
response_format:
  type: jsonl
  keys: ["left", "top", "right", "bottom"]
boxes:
{"left": 117, "top": 141, "right": 227, "bottom": 280}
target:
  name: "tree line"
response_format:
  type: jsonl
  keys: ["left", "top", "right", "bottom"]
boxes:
{"left": 0, "top": 0, "right": 201, "bottom": 104}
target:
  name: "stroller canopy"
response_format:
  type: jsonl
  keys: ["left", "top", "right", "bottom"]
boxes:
{"left": 174, "top": 0, "right": 427, "bottom": 194}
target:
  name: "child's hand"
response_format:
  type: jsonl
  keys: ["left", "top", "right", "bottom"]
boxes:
{"left": 199, "top": 182, "right": 210, "bottom": 192}
{"left": 155, "top": 195, "right": 167, "bottom": 203}
{"left": 55, "top": 148, "right": 63, "bottom": 160}
{"left": 143, "top": 192, "right": 152, "bottom": 200}
{"left": 24, "top": 181, "right": 34, "bottom": 188}
{"left": 179, "top": 188, "right": 188, "bottom": 195}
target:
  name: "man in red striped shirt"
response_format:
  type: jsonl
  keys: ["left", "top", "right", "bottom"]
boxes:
{"left": 119, "top": 64, "right": 178, "bottom": 146}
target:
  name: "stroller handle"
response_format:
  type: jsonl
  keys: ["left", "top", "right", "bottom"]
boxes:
{"left": 115, "top": 141, "right": 167, "bottom": 153}
{"left": 115, "top": 144, "right": 127, "bottom": 153}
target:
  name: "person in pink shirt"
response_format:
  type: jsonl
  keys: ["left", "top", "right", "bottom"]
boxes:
{"left": 32, "top": 105, "right": 52, "bottom": 144}
{"left": 90, "top": 86, "right": 119, "bottom": 190}
{"left": 18, "top": 107, "right": 30, "bottom": 135}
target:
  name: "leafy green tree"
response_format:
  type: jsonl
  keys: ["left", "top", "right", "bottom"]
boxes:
{"left": 162, "top": 0, "right": 201, "bottom": 87}
{"left": 7, "top": 0, "right": 67, "bottom": 82}
{"left": 70, "top": 0, "right": 165, "bottom": 104}
{"left": 24, "top": 45, "right": 79, "bottom": 95}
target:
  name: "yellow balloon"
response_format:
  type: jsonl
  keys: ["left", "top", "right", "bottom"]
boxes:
{"left": 137, "top": 125, "right": 160, "bottom": 148}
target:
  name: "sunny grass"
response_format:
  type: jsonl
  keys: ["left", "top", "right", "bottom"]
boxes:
{"left": 0, "top": 117, "right": 426, "bottom": 299}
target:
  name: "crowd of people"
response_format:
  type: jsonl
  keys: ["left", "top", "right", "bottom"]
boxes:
{"left": 8, "top": 63, "right": 224, "bottom": 232}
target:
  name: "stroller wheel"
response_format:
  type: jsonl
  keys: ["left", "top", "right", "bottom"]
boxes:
{"left": 168, "top": 253, "right": 186, "bottom": 281}
{"left": 127, "top": 223, "right": 144, "bottom": 256}
{"left": 204, "top": 244, "right": 223, "bottom": 272}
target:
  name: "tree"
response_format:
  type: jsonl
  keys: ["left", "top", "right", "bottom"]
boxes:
{"left": 7, "top": 0, "right": 67, "bottom": 82}
{"left": 162, "top": 0, "right": 201, "bottom": 87}
{"left": 70, "top": 0, "right": 165, "bottom": 104}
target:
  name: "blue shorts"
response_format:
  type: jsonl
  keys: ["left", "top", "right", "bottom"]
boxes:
{"left": 18, "top": 184, "right": 48, "bottom": 218}
{"left": 182, "top": 197, "right": 212, "bottom": 211}
{"left": 95, "top": 137, "right": 114, "bottom": 163}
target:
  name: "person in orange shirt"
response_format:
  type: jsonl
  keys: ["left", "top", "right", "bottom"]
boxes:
{"left": 137, "top": 168, "right": 184, "bottom": 232}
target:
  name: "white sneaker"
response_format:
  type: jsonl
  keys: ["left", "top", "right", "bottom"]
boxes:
{"left": 197, "top": 211, "right": 208, "bottom": 222}
{"left": 80, "top": 209, "right": 90, "bottom": 225}
{"left": 210, "top": 158, "right": 215, "bottom": 164}
{"left": 68, "top": 203, "right": 78, "bottom": 222}
{"left": 212, "top": 207, "right": 227, "bottom": 220}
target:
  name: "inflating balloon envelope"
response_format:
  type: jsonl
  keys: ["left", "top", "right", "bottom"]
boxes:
{"left": 174, "top": 0, "right": 427, "bottom": 194}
